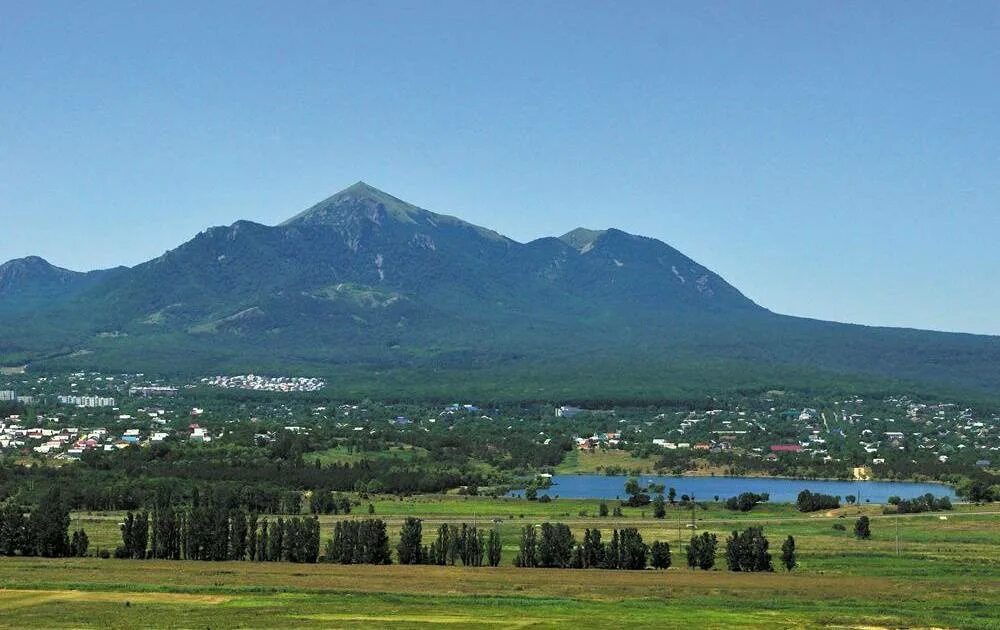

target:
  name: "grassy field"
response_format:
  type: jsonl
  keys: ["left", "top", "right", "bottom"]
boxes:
{"left": 555, "top": 448, "right": 661, "bottom": 474}
{"left": 304, "top": 443, "right": 428, "bottom": 466}
{"left": 2, "top": 497, "right": 995, "bottom": 628}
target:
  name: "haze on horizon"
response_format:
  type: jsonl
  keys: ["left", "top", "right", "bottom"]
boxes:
{"left": 1, "top": 1, "right": 997, "bottom": 336}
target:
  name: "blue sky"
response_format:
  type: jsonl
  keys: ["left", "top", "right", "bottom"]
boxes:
{"left": 1, "top": 1, "right": 998, "bottom": 335}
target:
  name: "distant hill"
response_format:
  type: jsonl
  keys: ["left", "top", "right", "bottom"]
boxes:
{"left": 1, "top": 182, "right": 998, "bottom": 399}
{"left": 0, "top": 256, "right": 123, "bottom": 315}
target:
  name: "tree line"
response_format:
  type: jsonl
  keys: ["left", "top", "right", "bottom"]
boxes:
{"left": 0, "top": 489, "right": 87, "bottom": 558}
{"left": 796, "top": 489, "right": 840, "bottom": 512}
{"left": 885, "top": 493, "right": 952, "bottom": 514}
{"left": 116, "top": 500, "right": 323, "bottom": 563}
{"left": 724, "top": 492, "right": 769, "bottom": 512}
{"left": 504, "top": 521, "right": 796, "bottom": 573}
{"left": 513, "top": 524, "right": 657, "bottom": 570}
{"left": 395, "top": 519, "right": 502, "bottom": 567}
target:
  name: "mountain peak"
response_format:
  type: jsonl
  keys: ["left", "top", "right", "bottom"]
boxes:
{"left": 1, "top": 255, "right": 55, "bottom": 270}
{"left": 280, "top": 181, "right": 427, "bottom": 228}
{"left": 280, "top": 182, "right": 510, "bottom": 242}
{"left": 559, "top": 228, "right": 607, "bottom": 251}
{"left": 0, "top": 256, "right": 79, "bottom": 297}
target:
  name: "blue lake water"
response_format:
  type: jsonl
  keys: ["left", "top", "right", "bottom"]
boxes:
{"left": 513, "top": 475, "right": 957, "bottom": 503}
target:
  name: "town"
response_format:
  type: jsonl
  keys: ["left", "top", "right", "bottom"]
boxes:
{"left": 2, "top": 371, "right": 995, "bottom": 490}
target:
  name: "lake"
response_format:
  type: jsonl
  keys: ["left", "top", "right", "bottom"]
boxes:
{"left": 513, "top": 474, "right": 957, "bottom": 503}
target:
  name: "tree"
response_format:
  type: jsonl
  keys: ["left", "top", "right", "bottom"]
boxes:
{"left": 725, "top": 527, "right": 773, "bottom": 572}
{"left": 598, "top": 502, "right": 609, "bottom": 517}
{"left": 604, "top": 529, "right": 621, "bottom": 569}
{"left": 326, "top": 519, "right": 391, "bottom": 564}
{"left": 624, "top": 478, "right": 640, "bottom": 496}
{"left": 0, "top": 503, "right": 27, "bottom": 556}
{"left": 515, "top": 526, "right": 538, "bottom": 567}
{"left": 854, "top": 516, "right": 871, "bottom": 540}
{"left": 431, "top": 524, "right": 452, "bottom": 565}
{"left": 571, "top": 544, "right": 584, "bottom": 569}
{"left": 247, "top": 513, "right": 259, "bottom": 561}
{"left": 456, "top": 523, "right": 485, "bottom": 567}
{"left": 538, "top": 523, "right": 574, "bottom": 568}
{"left": 668, "top": 487, "right": 677, "bottom": 504}
{"left": 363, "top": 519, "right": 391, "bottom": 564}
{"left": 652, "top": 494, "right": 666, "bottom": 519}
{"left": 229, "top": 509, "right": 248, "bottom": 561}
{"left": 797, "top": 490, "right": 840, "bottom": 513}
{"left": 487, "top": 527, "right": 502, "bottom": 567}
{"left": 305, "top": 516, "right": 321, "bottom": 563}
{"left": 650, "top": 541, "right": 671, "bottom": 569}
{"left": 69, "top": 529, "right": 89, "bottom": 557}
{"left": 397, "top": 517, "right": 423, "bottom": 565}
{"left": 846, "top": 495, "right": 857, "bottom": 505}
{"left": 623, "top": 478, "right": 650, "bottom": 507}
{"left": 269, "top": 518, "right": 285, "bottom": 561}
{"left": 687, "top": 532, "right": 717, "bottom": 570}
{"left": 725, "top": 492, "right": 768, "bottom": 512}
{"left": 780, "top": 535, "right": 796, "bottom": 571}
{"left": 618, "top": 528, "right": 649, "bottom": 570}
{"left": 967, "top": 479, "right": 992, "bottom": 503}
{"left": 257, "top": 519, "right": 269, "bottom": 562}
{"left": 31, "top": 489, "right": 71, "bottom": 558}
{"left": 582, "top": 528, "right": 603, "bottom": 568}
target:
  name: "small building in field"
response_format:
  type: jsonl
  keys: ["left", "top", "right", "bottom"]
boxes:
{"left": 770, "top": 444, "right": 803, "bottom": 454}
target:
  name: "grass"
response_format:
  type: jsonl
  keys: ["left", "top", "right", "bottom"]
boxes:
{"left": 555, "top": 449, "right": 661, "bottom": 474}
{"left": 27, "top": 497, "right": 999, "bottom": 628}
{"left": 304, "top": 443, "right": 428, "bottom": 466}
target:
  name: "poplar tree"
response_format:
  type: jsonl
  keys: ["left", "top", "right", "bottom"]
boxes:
{"left": 780, "top": 535, "right": 796, "bottom": 571}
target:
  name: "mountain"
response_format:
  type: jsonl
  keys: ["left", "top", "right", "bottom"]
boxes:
{"left": 1, "top": 182, "right": 998, "bottom": 399}
{"left": 0, "top": 256, "right": 122, "bottom": 315}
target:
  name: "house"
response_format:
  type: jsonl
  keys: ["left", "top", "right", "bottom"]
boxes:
{"left": 575, "top": 437, "right": 596, "bottom": 451}
{"left": 770, "top": 444, "right": 803, "bottom": 454}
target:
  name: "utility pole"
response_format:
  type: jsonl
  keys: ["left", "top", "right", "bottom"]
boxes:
{"left": 895, "top": 514, "right": 901, "bottom": 556}
{"left": 677, "top": 510, "right": 682, "bottom": 551}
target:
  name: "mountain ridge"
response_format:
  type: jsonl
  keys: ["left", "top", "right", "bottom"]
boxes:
{"left": 1, "top": 182, "right": 998, "bottom": 398}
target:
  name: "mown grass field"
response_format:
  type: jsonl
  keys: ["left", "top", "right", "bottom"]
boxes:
{"left": 555, "top": 448, "right": 661, "bottom": 474}
{"left": 0, "top": 497, "right": 995, "bottom": 628}
{"left": 305, "top": 443, "right": 429, "bottom": 466}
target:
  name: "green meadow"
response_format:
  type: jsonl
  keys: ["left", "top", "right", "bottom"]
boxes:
{"left": 0, "top": 497, "right": 994, "bottom": 628}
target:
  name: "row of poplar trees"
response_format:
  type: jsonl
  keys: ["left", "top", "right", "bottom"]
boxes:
{"left": 511, "top": 523, "right": 797, "bottom": 572}
{"left": 688, "top": 528, "right": 796, "bottom": 572}
{"left": 515, "top": 525, "right": 670, "bottom": 570}
{"left": 395, "top": 518, "right": 503, "bottom": 567}
{"left": 117, "top": 507, "right": 323, "bottom": 562}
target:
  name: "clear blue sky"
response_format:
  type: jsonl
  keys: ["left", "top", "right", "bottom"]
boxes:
{"left": 1, "top": 1, "right": 998, "bottom": 335}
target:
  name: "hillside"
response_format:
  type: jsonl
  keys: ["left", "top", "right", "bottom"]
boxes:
{"left": 1, "top": 182, "right": 998, "bottom": 398}
{"left": 0, "top": 257, "right": 123, "bottom": 316}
